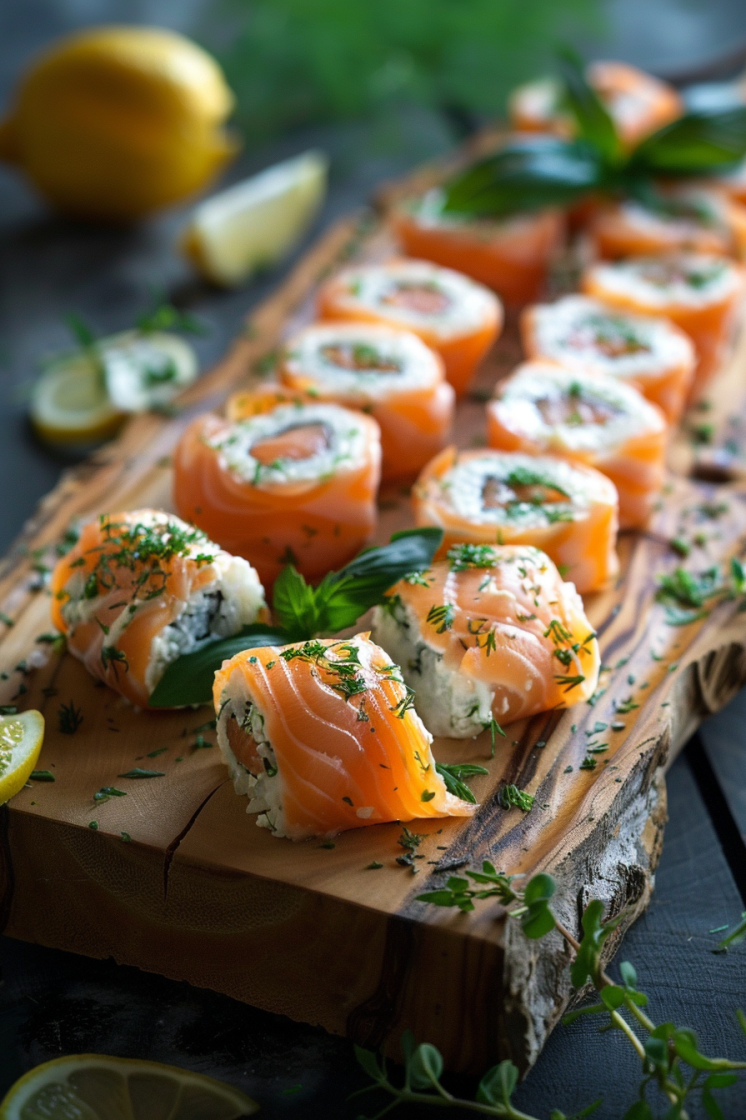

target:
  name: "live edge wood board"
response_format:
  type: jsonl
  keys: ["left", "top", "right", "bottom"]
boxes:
{"left": 2, "top": 204, "right": 746, "bottom": 1077}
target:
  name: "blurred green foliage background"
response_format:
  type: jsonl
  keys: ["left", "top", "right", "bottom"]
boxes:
{"left": 204, "top": 0, "right": 605, "bottom": 140}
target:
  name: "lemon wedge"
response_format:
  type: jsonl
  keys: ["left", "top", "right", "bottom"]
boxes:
{"left": 182, "top": 149, "right": 328, "bottom": 286}
{"left": 0, "top": 710, "right": 45, "bottom": 805}
{"left": 30, "top": 331, "right": 198, "bottom": 447}
{"left": 0, "top": 1054, "right": 259, "bottom": 1120}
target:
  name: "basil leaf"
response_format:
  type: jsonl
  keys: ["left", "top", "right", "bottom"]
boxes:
{"left": 629, "top": 107, "right": 746, "bottom": 175}
{"left": 272, "top": 564, "right": 320, "bottom": 640}
{"left": 441, "top": 136, "right": 602, "bottom": 218}
{"left": 148, "top": 624, "right": 290, "bottom": 708}
{"left": 558, "top": 49, "right": 620, "bottom": 163}
{"left": 310, "top": 527, "right": 443, "bottom": 632}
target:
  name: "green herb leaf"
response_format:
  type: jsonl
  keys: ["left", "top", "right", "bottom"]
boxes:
{"left": 629, "top": 107, "right": 746, "bottom": 176}
{"left": 475, "top": 1059, "right": 518, "bottom": 1105}
{"left": 558, "top": 48, "right": 620, "bottom": 163}
{"left": 435, "top": 761, "right": 488, "bottom": 804}
{"left": 117, "top": 768, "right": 165, "bottom": 779}
{"left": 29, "top": 770, "right": 55, "bottom": 782}
{"left": 408, "top": 1043, "right": 443, "bottom": 1090}
{"left": 149, "top": 624, "right": 290, "bottom": 708}
{"left": 441, "top": 135, "right": 602, "bottom": 218}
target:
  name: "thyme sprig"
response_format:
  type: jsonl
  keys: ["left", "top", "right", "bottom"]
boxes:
{"left": 355, "top": 871, "right": 746, "bottom": 1119}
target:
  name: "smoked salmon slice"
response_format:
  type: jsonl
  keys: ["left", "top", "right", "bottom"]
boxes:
{"left": 582, "top": 254, "right": 746, "bottom": 400}
{"left": 173, "top": 399, "right": 381, "bottom": 588}
{"left": 277, "top": 322, "right": 454, "bottom": 482}
{"left": 372, "top": 543, "right": 600, "bottom": 738}
{"left": 412, "top": 448, "right": 619, "bottom": 594}
{"left": 390, "top": 194, "right": 564, "bottom": 305}
{"left": 509, "top": 61, "right": 682, "bottom": 150}
{"left": 588, "top": 186, "right": 746, "bottom": 261}
{"left": 317, "top": 259, "right": 502, "bottom": 398}
{"left": 213, "top": 633, "right": 476, "bottom": 840}
{"left": 486, "top": 361, "right": 667, "bottom": 529}
{"left": 521, "top": 293, "right": 696, "bottom": 424}
{"left": 50, "top": 509, "right": 266, "bottom": 707}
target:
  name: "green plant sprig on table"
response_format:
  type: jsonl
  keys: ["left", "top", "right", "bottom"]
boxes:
{"left": 439, "top": 52, "right": 746, "bottom": 221}
{"left": 149, "top": 527, "right": 443, "bottom": 707}
{"left": 352, "top": 867, "right": 746, "bottom": 1119}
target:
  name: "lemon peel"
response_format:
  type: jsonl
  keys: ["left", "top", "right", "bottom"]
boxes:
{"left": 0, "top": 711, "right": 45, "bottom": 806}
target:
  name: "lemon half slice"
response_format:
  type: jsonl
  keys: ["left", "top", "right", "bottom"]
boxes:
{"left": 182, "top": 150, "right": 328, "bottom": 287}
{"left": 30, "top": 331, "right": 198, "bottom": 447}
{"left": 0, "top": 1055, "right": 258, "bottom": 1120}
{"left": 0, "top": 710, "right": 45, "bottom": 805}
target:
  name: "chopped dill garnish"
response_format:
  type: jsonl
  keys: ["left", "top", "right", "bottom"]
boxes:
{"left": 435, "top": 762, "right": 488, "bottom": 804}
{"left": 447, "top": 543, "right": 497, "bottom": 571}
{"left": 426, "top": 603, "right": 455, "bottom": 633}
{"left": 58, "top": 700, "right": 83, "bottom": 735}
{"left": 499, "top": 784, "right": 535, "bottom": 812}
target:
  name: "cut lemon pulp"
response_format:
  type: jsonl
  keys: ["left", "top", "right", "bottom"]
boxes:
{"left": 182, "top": 149, "right": 328, "bottom": 287}
{"left": 0, "top": 710, "right": 45, "bottom": 805}
{"left": 0, "top": 1055, "right": 259, "bottom": 1120}
{"left": 30, "top": 331, "right": 198, "bottom": 447}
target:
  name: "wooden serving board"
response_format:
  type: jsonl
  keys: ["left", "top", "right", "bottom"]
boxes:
{"left": 3, "top": 208, "right": 746, "bottom": 1077}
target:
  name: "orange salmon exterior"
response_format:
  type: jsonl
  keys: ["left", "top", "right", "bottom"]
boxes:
{"left": 412, "top": 448, "right": 619, "bottom": 594}
{"left": 50, "top": 509, "right": 266, "bottom": 707}
{"left": 173, "top": 403, "right": 381, "bottom": 588}
{"left": 276, "top": 323, "right": 455, "bottom": 482}
{"left": 521, "top": 294, "right": 696, "bottom": 425}
{"left": 213, "top": 633, "right": 476, "bottom": 841}
{"left": 372, "top": 544, "right": 600, "bottom": 736}
{"left": 582, "top": 254, "right": 746, "bottom": 399}
{"left": 485, "top": 361, "right": 667, "bottom": 529}
{"left": 317, "top": 259, "right": 502, "bottom": 398}
{"left": 391, "top": 201, "right": 565, "bottom": 305}
{"left": 588, "top": 189, "right": 746, "bottom": 262}
{"left": 509, "top": 61, "right": 682, "bottom": 150}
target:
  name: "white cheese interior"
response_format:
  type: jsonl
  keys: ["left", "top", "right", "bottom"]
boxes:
{"left": 210, "top": 401, "right": 369, "bottom": 484}
{"left": 530, "top": 294, "right": 692, "bottom": 379}
{"left": 216, "top": 685, "right": 288, "bottom": 838}
{"left": 588, "top": 254, "right": 741, "bottom": 308}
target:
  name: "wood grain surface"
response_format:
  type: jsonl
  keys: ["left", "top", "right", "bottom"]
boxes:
{"left": 2, "top": 206, "right": 746, "bottom": 1074}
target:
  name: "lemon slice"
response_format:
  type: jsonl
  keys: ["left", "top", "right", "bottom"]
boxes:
{"left": 30, "top": 352, "right": 124, "bottom": 447}
{"left": 182, "top": 150, "right": 328, "bottom": 287}
{"left": 0, "top": 710, "right": 45, "bottom": 805}
{"left": 0, "top": 1054, "right": 259, "bottom": 1120}
{"left": 30, "top": 331, "right": 199, "bottom": 447}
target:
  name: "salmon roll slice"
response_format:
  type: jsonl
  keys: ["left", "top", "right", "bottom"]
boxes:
{"left": 486, "top": 362, "right": 667, "bottom": 529}
{"left": 588, "top": 186, "right": 746, "bottom": 261}
{"left": 174, "top": 400, "right": 381, "bottom": 588}
{"left": 412, "top": 448, "right": 619, "bottom": 594}
{"left": 317, "top": 259, "right": 502, "bottom": 398}
{"left": 390, "top": 189, "right": 564, "bottom": 305}
{"left": 371, "top": 544, "right": 600, "bottom": 738}
{"left": 582, "top": 254, "right": 746, "bottom": 399}
{"left": 276, "top": 322, "right": 455, "bottom": 482}
{"left": 521, "top": 294, "right": 695, "bottom": 424}
{"left": 213, "top": 633, "right": 476, "bottom": 840}
{"left": 509, "top": 61, "right": 682, "bottom": 149}
{"left": 50, "top": 509, "right": 266, "bottom": 708}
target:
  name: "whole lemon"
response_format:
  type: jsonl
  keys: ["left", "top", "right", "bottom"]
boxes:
{"left": 0, "top": 26, "right": 239, "bottom": 222}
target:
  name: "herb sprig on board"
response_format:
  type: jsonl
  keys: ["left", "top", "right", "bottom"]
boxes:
{"left": 353, "top": 870, "right": 746, "bottom": 1118}
{"left": 439, "top": 52, "right": 746, "bottom": 220}
{"left": 149, "top": 528, "right": 443, "bottom": 707}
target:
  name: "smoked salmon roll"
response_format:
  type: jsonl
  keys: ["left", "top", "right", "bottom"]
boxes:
{"left": 412, "top": 448, "right": 619, "bottom": 593}
{"left": 588, "top": 186, "right": 746, "bottom": 261}
{"left": 213, "top": 633, "right": 476, "bottom": 840}
{"left": 317, "top": 259, "right": 502, "bottom": 398}
{"left": 486, "top": 362, "right": 667, "bottom": 529}
{"left": 173, "top": 401, "right": 381, "bottom": 588}
{"left": 509, "top": 61, "right": 682, "bottom": 150}
{"left": 371, "top": 544, "right": 600, "bottom": 738}
{"left": 390, "top": 190, "right": 564, "bottom": 305}
{"left": 275, "top": 322, "right": 455, "bottom": 482}
{"left": 521, "top": 294, "right": 696, "bottom": 424}
{"left": 50, "top": 509, "right": 267, "bottom": 708}
{"left": 582, "top": 254, "right": 746, "bottom": 399}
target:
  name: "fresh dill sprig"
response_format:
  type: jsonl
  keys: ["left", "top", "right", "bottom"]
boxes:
{"left": 57, "top": 700, "right": 83, "bottom": 735}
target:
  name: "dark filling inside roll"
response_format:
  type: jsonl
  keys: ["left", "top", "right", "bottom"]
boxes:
{"left": 382, "top": 282, "right": 451, "bottom": 316}
{"left": 251, "top": 422, "right": 332, "bottom": 465}
{"left": 482, "top": 467, "right": 570, "bottom": 512}
{"left": 320, "top": 343, "right": 402, "bottom": 373}
{"left": 638, "top": 259, "right": 726, "bottom": 290}
{"left": 536, "top": 387, "right": 622, "bottom": 427}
